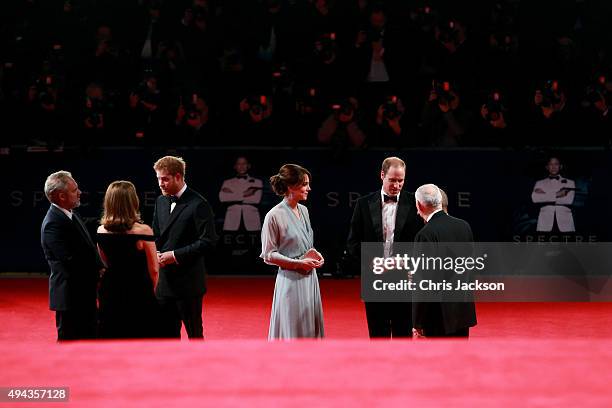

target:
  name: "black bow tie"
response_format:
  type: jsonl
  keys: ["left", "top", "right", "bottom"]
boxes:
{"left": 167, "top": 195, "right": 178, "bottom": 204}
{"left": 548, "top": 176, "right": 560, "bottom": 180}
{"left": 236, "top": 175, "right": 248, "bottom": 179}
{"left": 383, "top": 194, "right": 398, "bottom": 203}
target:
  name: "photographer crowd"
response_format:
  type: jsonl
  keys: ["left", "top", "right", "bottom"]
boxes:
{"left": 1, "top": 0, "right": 611, "bottom": 149}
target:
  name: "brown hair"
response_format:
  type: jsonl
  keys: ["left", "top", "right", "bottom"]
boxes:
{"left": 381, "top": 157, "right": 405, "bottom": 175}
{"left": 269, "top": 164, "right": 311, "bottom": 196}
{"left": 153, "top": 156, "right": 186, "bottom": 177}
{"left": 100, "top": 181, "right": 142, "bottom": 233}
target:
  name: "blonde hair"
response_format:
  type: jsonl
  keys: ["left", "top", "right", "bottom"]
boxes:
{"left": 100, "top": 181, "right": 142, "bottom": 233}
{"left": 153, "top": 156, "right": 186, "bottom": 177}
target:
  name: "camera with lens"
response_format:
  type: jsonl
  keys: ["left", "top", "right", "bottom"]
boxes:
{"left": 184, "top": 93, "right": 201, "bottom": 120}
{"left": 383, "top": 95, "right": 400, "bottom": 120}
{"left": 367, "top": 27, "right": 384, "bottom": 42}
{"left": 296, "top": 87, "right": 320, "bottom": 115}
{"left": 246, "top": 95, "right": 268, "bottom": 116}
{"left": 331, "top": 99, "right": 355, "bottom": 119}
{"left": 484, "top": 91, "right": 504, "bottom": 121}
{"left": 410, "top": 5, "right": 436, "bottom": 32}
{"left": 272, "top": 64, "right": 294, "bottom": 94}
{"left": 35, "top": 76, "right": 56, "bottom": 106}
{"left": 84, "top": 97, "right": 103, "bottom": 127}
{"left": 538, "top": 80, "right": 562, "bottom": 108}
{"left": 432, "top": 80, "right": 455, "bottom": 104}
{"left": 584, "top": 75, "right": 608, "bottom": 106}
{"left": 436, "top": 19, "right": 459, "bottom": 44}
{"left": 314, "top": 32, "right": 337, "bottom": 62}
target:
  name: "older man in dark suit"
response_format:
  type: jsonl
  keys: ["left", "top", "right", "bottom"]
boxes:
{"left": 413, "top": 183, "right": 477, "bottom": 338}
{"left": 152, "top": 156, "right": 218, "bottom": 339}
{"left": 41, "top": 171, "right": 104, "bottom": 341}
{"left": 346, "top": 157, "right": 423, "bottom": 338}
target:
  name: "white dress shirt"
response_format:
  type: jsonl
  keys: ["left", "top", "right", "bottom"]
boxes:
{"left": 171, "top": 183, "right": 188, "bottom": 213}
{"left": 381, "top": 190, "right": 400, "bottom": 257}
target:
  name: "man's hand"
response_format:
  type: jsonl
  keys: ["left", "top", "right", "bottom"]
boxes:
{"left": 158, "top": 251, "right": 176, "bottom": 267}
{"left": 556, "top": 188, "right": 569, "bottom": 198}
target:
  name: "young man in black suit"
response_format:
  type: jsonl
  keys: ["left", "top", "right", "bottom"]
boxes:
{"left": 41, "top": 171, "right": 104, "bottom": 341}
{"left": 152, "top": 156, "right": 218, "bottom": 339}
{"left": 346, "top": 157, "right": 423, "bottom": 338}
{"left": 413, "top": 183, "right": 477, "bottom": 338}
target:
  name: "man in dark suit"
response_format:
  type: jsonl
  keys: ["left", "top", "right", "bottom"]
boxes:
{"left": 41, "top": 171, "right": 104, "bottom": 341}
{"left": 413, "top": 183, "right": 477, "bottom": 338}
{"left": 346, "top": 157, "right": 423, "bottom": 338}
{"left": 152, "top": 156, "right": 218, "bottom": 339}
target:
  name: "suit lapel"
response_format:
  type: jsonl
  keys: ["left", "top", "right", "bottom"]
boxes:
{"left": 72, "top": 211, "right": 96, "bottom": 249}
{"left": 158, "top": 196, "right": 171, "bottom": 231}
{"left": 394, "top": 195, "right": 411, "bottom": 237}
{"left": 368, "top": 193, "right": 384, "bottom": 242}
{"left": 160, "top": 190, "right": 190, "bottom": 237}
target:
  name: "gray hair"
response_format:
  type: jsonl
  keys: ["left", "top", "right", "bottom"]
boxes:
{"left": 415, "top": 183, "right": 443, "bottom": 209}
{"left": 44, "top": 171, "right": 73, "bottom": 203}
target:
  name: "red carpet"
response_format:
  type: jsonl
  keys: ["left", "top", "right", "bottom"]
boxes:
{"left": 1, "top": 276, "right": 612, "bottom": 406}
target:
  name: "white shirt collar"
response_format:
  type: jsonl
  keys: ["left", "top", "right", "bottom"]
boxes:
{"left": 380, "top": 189, "right": 400, "bottom": 204}
{"left": 176, "top": 183, "right": 187, "bottom": 199}
{"left": 426, "top": 208, "right": 443, "bottom": 223}
{"left": 52, "top": 203, "right": 73, "bottom": 220}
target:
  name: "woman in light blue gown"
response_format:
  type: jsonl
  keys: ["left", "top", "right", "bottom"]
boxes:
{"left": 261, "top": 164, "right": 325, "bottom": 339}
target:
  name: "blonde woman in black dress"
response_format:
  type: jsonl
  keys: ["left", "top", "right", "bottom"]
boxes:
{"left": 96, "top": 181, "right": 160, "bottom": 338}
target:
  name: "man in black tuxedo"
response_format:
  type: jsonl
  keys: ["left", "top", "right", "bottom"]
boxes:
{"left": 346, "top": 157, "right": 423, "bottom": 338}
{"left": 41, "top": 171, "right": 104, "bottom": 341}
{"left": 413, "top": 183, "right": 477, "bottom": 338}
{"left": 152, "top": 156, "right": 218, "bottom": 339}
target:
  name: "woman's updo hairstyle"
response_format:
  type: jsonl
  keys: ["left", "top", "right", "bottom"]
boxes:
{"left": 270, "top": 164, "right": 311, "bottom": 196}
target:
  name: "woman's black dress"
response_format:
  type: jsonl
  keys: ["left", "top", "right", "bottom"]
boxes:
{"left": 97, "top": 233, "right": 161, "bottom": 338}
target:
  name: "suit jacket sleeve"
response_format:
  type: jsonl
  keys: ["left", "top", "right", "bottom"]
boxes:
{"left": 152, "top": 199, "right": 160, "bottom": 237}
{"left": 219, "top": 179, "right": 241, "bottom": 202}
{"left": 556, "top": 180, "right": 575, "bottom": 205}
{"left": 173, "top": 199, "right": 218, "bottom": 265}
{"left": 242, "top": 179, "right": 263, "bottom": 204}
{"left": 531, "top": 180, "right": 555, "bottom": 203}
{"left": 42, "top": 220, "right": 75, "bottom": 278}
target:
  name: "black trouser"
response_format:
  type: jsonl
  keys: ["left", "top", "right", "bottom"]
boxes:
{"left": 158, "top": 296, "right": 204, "bottom": 339}
{"left": 55, "top": 308, "right": 97, "bottom": 341}
{"left": 421, "top": 304, "right": 470, "bottom": 338}
{"left": 364, "top": 302, "right": 412, "bottom": 338}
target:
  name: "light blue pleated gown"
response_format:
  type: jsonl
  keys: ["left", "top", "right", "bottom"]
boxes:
{"left": 261, "top": 199, "right": 324, "bottom": 339}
